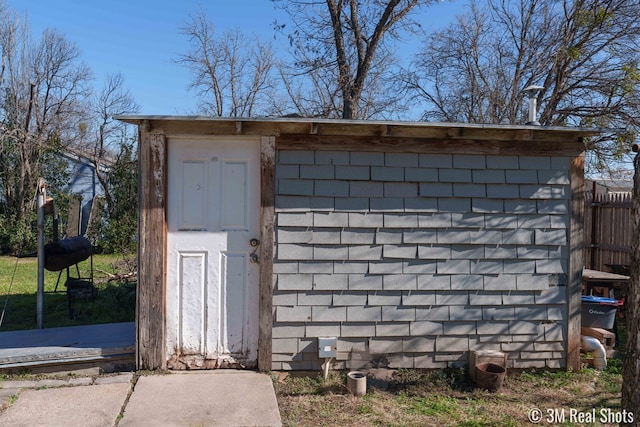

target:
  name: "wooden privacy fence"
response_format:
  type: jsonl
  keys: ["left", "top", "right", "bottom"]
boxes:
{"left": 584, "top": 185, "right": 632, "bottom": 273}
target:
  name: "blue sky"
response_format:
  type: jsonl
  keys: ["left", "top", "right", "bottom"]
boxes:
{"left": 13, "top": 0, "right": 462, "bottom": 115}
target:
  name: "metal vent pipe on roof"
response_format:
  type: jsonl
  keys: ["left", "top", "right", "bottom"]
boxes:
{"left": 522, "top": 85, "right": 544, "bottom": 126}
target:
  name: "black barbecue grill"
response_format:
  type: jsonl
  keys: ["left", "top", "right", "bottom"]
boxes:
{"left": 44, "top": 235, "right": 95, "bottom": 319}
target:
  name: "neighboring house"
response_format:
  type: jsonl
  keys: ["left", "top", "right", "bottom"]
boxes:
{"left": 116, "top": 116, "right": 599, "bottom": 373}
{"left": 61, "top": 148, "right": 108, "bottom": 237}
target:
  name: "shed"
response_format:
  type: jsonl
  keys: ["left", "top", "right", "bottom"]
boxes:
{"left": 116, "top": 116, "right": 599, "bottom": 372}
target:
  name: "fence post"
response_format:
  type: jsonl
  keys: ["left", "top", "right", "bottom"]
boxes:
{"left": 590, "top": 181, "right": 598, "bottom": 269}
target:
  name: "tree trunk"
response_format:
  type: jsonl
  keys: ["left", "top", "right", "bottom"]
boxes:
{"left": 622, "top": 150, "right": 640, "bottom": 425}
{"left": 342, "top": 93, "right": 356, "bottom": 119}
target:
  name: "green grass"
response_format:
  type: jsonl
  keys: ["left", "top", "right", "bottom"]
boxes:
{"left": 0, "top": 254, "right": 135, "bottom": 331}
{"left": 396, "top": 393, "right": 460, "bottom": 416}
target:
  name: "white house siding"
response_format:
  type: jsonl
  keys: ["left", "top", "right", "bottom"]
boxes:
{"left": 64, "top": 156, "right": 103, "bottom": 236}
{"left": 271, "top": 150, "right": 570, "bottom": 371}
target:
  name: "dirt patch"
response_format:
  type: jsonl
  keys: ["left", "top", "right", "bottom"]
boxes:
{"left": 274, "top": 360, "right": 623, "bottom": 426}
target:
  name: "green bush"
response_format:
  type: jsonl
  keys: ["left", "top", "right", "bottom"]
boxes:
{"left": 96, "top": 140, "right": 138, "bottom": 254}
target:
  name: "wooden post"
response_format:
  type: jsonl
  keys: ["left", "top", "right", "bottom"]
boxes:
{"left": 567, "top": 154, "right": 585, "bottom": 370}
{"left": 136, "top": 122, "right": 167, "bottom": 370}
{"left": 590, "top": 180, "right": 598, "bottom": 269}
{"left": 258, "top": 136, "right": 275, "bottom": 372}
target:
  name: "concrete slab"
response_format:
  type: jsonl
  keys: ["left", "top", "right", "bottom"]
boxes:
{"left": 119, "top": 371, "right": 282, "bottom": 427}
{"left": 0, "top": 322, "right": 135, "bottom": 371}
{"left": 0, "top": 382, "right": 131, "bottom": 427}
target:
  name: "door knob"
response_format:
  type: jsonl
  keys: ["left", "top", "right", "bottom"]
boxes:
{"left": 250, "top": 238, "right": 260, "bottom": 247}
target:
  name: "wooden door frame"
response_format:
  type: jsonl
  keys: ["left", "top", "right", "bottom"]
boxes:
{"left": 258, "top": 136, "right": 275, "bottom": 371}
{"left": 137, "top": 124, "right": 274, "bottom": 371}
{"left": 567, "top": 154, "right": 585, "bottom": 370}
{"left": 137, "top": 123, "right": 166, "bottom": 370}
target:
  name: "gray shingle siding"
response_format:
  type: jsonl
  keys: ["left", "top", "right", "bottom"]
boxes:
{"left": 271, "top": 150, "right": 570, "bottom": 371}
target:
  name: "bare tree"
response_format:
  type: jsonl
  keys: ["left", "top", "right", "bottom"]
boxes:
{"left": 274, "top": 0, "right": 434, "bottom": 119}
{"left": 77, "top": 73, "right": 139, "bottom": 209}
{"left": 408, "top": 0, "right": 640, "bottom": 163}
{"left": 0, "top": 2, "right": 92, "bottom": 250}
{"left": 176, "top": 10, "right": 277, "bottom": 117}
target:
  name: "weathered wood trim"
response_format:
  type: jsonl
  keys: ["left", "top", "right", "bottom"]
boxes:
{"left": 567, "top": 154, "right": 585, "bottom": 370}
{"left": 137, "top": 125, "right": 167, "bottom": 370}
{"left": 115, "top": 116, "right": 602, "bottom": 144}
{"left": 275, "top": 135, "right": 585, "bottom": 157}
{"left": 258, "top": 136, "right": 275, "bottom": 372}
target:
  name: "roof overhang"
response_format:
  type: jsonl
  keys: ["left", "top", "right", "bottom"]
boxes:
{"left": 115, "top": 115, "right": 605, "bottom": 142}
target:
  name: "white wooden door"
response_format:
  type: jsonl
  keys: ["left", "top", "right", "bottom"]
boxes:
{"left": 166, "top": 137, "right": 260, "bottom": 368}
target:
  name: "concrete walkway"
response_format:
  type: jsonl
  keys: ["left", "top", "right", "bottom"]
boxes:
{"left": 0, "top": 371, "right": 281, "bottom": 427}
